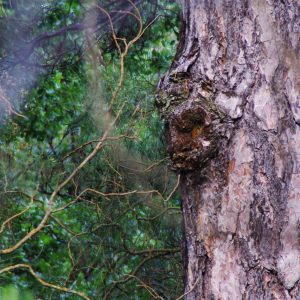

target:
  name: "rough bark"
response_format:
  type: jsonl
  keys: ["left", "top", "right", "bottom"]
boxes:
{"left": 156, "top": 0, "right": 300, "bottom": 299}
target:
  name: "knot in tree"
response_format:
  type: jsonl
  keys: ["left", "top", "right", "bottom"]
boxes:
{"left": 156, "top": 70, "right": 232, "bottom": 172}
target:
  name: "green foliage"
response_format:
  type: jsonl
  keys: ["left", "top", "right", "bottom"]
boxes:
{"left": 13, "top": 68, "right": 85, "bottom": 141}
{"left": 0, "top": 1, "right": 182, "bottom": 299}
{"left": 0, "top": 286, "right": 33, "bottom": 300}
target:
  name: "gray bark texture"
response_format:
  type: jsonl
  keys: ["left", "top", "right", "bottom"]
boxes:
{"left": 156, "top": 0, "right": 300, "bottom": 299}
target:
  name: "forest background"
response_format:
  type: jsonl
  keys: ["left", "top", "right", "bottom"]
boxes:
{"left": 0, "top": 1, "right": 183, "bottom": 299}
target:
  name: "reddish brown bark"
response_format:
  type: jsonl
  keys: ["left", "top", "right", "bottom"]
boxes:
{"left": 157, "top": 1, "right": 300, "bottom": 299}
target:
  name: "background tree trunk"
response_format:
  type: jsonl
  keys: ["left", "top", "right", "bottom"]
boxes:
{"left": 157, "top": 0, "right": 300, "bottom": 299}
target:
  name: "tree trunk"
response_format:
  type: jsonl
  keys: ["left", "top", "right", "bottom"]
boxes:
{"left": 156, "top": 0, "right": 300, "bottom": 299}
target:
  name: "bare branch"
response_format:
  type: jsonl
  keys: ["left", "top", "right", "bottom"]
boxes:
{"left": 0, "top": 264, "right": 90, "bottom": 300}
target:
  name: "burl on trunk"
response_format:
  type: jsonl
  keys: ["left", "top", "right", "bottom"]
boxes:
{"left": 156, "top": 1, "right": 300, "bottom": 299}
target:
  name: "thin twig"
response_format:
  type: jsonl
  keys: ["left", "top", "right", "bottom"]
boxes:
{"left": 0, "top": 264, "right": 90, "bottom": 300}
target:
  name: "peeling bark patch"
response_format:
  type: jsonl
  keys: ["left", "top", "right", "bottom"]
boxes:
{"left": 253, "top": 86, "right": 278, "bottom": 130}
{"left": 232, "top": 129, "right": 253, "bottom": 166}
{"left": 211, "top": 239, "right": 245, "bottom": 299}
{"left": 219, "top": 161, "right": 252, "bottom": 235}
{"left": 215, "top": 92, "right": 243, "bottom": 119}
{"left": 219, "top": 130, "right": 253, "bottom": 235}
{"left": 277, "top": 173, "right": 300, "bottom": 289}
{"left": 248, "top": 133, "right": 288, "bottom": 262}
{"left": 288, "top": 127, "right": 300, "bottom": 173}
{"left": 286, "top": 68, "right": 300, "bottom": 125}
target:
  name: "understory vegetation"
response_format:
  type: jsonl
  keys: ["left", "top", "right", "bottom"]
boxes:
{"left": 0, "top": 1, "right": 182, "bottom": 299}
